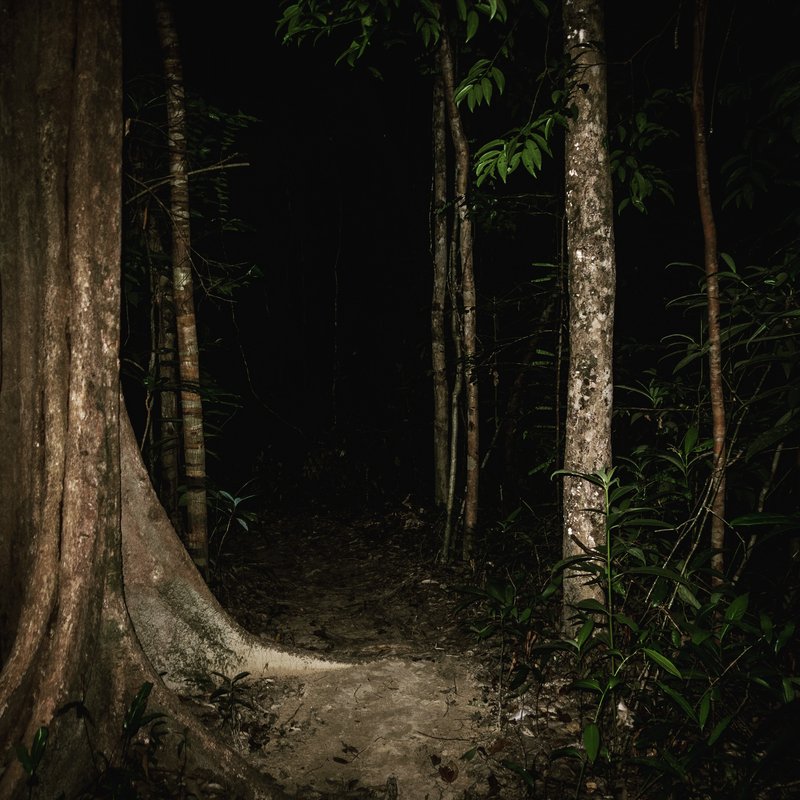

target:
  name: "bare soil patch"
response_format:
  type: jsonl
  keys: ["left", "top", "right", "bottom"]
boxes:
{"left": 192, "top": 508, "right": 589, "bottom": 799}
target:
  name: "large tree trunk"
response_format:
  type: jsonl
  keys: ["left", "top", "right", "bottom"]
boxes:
{"left": 691, "top": 0, "right": 726, "bottom": 584}
{"left": 438, "top": 24, "right": 479, "bottom": 562}
{"left": 561, "top": 0, "right": 616, "bottom": 633}
{"left": 154, "top": 0, "right": 209, "bottom": 579}
{"left": 0, "top": 3, "right": 343, "bottom": 796}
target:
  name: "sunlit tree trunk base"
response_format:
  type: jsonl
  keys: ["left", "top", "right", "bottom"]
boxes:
{"left": 121, "top": 408, "right": 351, "bottom": 689}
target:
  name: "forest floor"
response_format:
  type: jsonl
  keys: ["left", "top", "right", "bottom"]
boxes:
{"left": 189, "top": 505, "right": 600, "bottom": 800}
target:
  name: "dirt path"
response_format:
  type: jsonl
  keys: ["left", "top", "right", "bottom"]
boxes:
{"left": 201, "top": 509, "right": 584, "bottom": 799}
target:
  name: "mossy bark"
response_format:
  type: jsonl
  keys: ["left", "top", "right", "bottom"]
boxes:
{"left": 561, "top": 0, "right": 616, "bottom": 633}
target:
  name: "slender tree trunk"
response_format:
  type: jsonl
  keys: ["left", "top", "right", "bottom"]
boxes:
{"left": 691, "top": 0, "right": 726, "bottom": 584}
{"left": 561, "top": 0, "right": 616, "bottom": 633}
{"left": 442, "top": 217, "right": 465, "bottom": 559}
{"left": 439, "top": 25, "right": 479, "bottom": 562}
{"left": 142, "top": 215, "right": 181, "bottom": 529}
{"left": 156, "top": 260, "right": 181, "bottom": 529}
{"left": 155, "top": 0, "right": 209, "bottom": 578}
{"left": 431, "top": 69, "right": 450, "bottom": 508}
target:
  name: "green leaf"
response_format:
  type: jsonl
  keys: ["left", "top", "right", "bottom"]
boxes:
{"left": 532, "top": 0, "right": 549, "bottom": 16}
{"left": 30, "top": 726, "right": 48, "bottom": 764}
{"left": 481, "top": 77, "right": 493, "bottom": 105}
{"left": 720, "top": 252, "right": 737, "bottom": 273}
{"left": 707, "top": 714, "right": 733, "bottom": 745}
{"left": 698, "top": 692, "right": 711, "bottom": 730}
{"left": 658, "top": 681, "right": 696, "bottom": 723}
{"left": 123, "top": 681, "right": 154, "bottom": 737}
{"left": 524, "top": 138, "right": 542, "bottom": 171}
{"left": 576, "top": 618, "right": 594, "bottom": 650}
{"left": 677, "top": 583, "right": 701, "bottom": 609}
{"left": 583, "top": 722, "right": 601, "bottom": 764}
{"left": 682, "top": 425, "right": 699, "bottom": 456}
{"left": 456, "top": 0, "right": 467, "bottom": 21}
{"left": 491, "top": 66, "right": 505, "bottom": 94}
{"left": 724, "top": 593, "right": 749, "bottom": 623}
{"left": 643, "top": 647, "right": 682, "bottom": 678}
{"left": 466, "top": 10, "right": 479, "bottom": 41}
{"left": 500, "top": 759, "right": 537, "bottom": 788}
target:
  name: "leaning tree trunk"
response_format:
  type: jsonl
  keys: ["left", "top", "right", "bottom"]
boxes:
{"left": 431, "top": 68, "right": 450, "bottom": 509}
{"left": 691, "top": 0, "right": 726, "bottom": 584}
{"left": 154, "top": 0, "right": 209, "bottom": 579}
{"left": 560, "top": 0, "right": 616, "bottom": 634}
{"left": 0, "top": 3, "right": 343, "bottom": 796}
{"left": 438, "top": 25, "right": 479, "bottom": 562}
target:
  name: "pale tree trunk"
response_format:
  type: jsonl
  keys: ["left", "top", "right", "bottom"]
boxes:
{"left": 561, "top": 0, "right": 616, "bottom": 633}
{"left": 431, "top": 69, "right": 450, "bottom": 508}
{"left": 154, "top": 0, "right": 209, "bottom": 579}
{"left": 691, "top": 0, "right": 726, "bottom": 584}
{"left": 0, "top": 3, "right": 342, "bottom": 795}
{"left": 439, "top": 25, "right": 479, "bottom": 562}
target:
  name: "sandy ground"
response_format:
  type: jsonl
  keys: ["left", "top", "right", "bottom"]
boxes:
{"left": 195, "top": 509, "right": 587, "bottom": 799}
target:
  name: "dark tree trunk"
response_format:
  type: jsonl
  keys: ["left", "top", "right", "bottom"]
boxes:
{"left": 691, "top": 0, "right": 726, "bottom": 583}
{"left": 431, "top": 69, "right": 450, "bottom": 509}
{"left": 438, "top": 23, "right": 479, "bottom": 562}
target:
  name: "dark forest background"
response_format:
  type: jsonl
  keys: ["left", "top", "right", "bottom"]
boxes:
{"left": 120, "top": 1, "right": 796, "bottom": 523}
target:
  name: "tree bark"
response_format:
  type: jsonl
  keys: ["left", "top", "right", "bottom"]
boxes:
{"left": 691, "top": 0, "right": 726, "bottom": 584}
{"left": 561, "top": 0, "right": 616, "bottom": 633}
{"left": 438, "top": 25, "right": 479, "bottom": 562}
{"left": 154, "top": 0, "right": 209, "bottom": 579}
{"left": 431, "top": 68, "right": 450, "bottom": 508}
{"left": 0, "top": 3, "right": 343, "bottom": 795}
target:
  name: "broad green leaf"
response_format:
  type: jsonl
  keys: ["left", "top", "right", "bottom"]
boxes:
{"left": 30, "top": 726, "right": 48, "bottom": 763}
{"left": 724, "top": 593, "right": 749, "bottom": 623}
{"left": 532, "top": 0, "right": 549, "bottom": 16}
{"left": 500, "top": 759, "right": 537, "bottom": 788}
{"left": 677, "top": 583, "right": 701, "bottom": 609}
{"left": 644, "top": 647, "right": 682, "bottom": 678}
{"left": 481, "top": 77, "right": 493, "bottom": 104}
{"left": 698, "top": 692, "right": 711, "bottom": 730}
{"left": 491, "top": 66, "right": 505, "bottom": 94}
{"left": 720, "top": 251, "right": 737, "bottom": 273}
{"left": 658, "top": 681, "right": 696, "bottom": 723}
{"left": 682, "top": 425, "right": 699, "bottom": 456}
{"left": 456, "top": 0, "right": 467, "bottom": 21}
{"left": 576, "top": 618, "right": 594, "bottom": 650}
{"left": 466, "top": 10, "right": 479, "bottom": 41}
{"left": 583, "top": 722, "right": 601, "bottom": 764}
{"left": 524, "top": 138, "right": 542, "bottom": 171}
{"left": 575, "top": 598, "right": 609, "bottom": 615}
{"left": 707, "top": 714, "right": 733, "bottom": 745}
